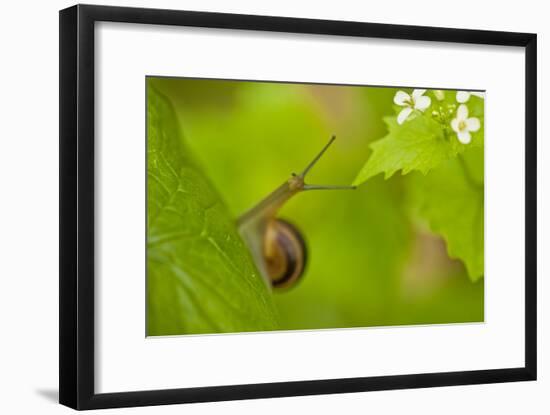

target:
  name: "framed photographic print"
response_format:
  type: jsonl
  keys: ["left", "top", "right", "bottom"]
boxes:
{"left": 59, "top": 4, "right": 537, "bottom": 410}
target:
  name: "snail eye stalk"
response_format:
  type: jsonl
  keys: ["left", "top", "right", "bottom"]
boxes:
{"left": 299, "top": 135, "right": 336, "bottom": 178}
{"left": 299, "top": 135, "right": 356, "bottom": 191}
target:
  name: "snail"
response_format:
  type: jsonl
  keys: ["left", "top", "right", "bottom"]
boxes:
{"left": 237, "top": 136, "right": 355, "bottom": 290}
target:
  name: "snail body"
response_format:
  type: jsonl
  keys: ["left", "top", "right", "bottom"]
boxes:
{"left": 237, "top": 136, "right": 354, "bottom": 290}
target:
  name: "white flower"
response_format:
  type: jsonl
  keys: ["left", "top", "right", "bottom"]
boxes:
{"left": 456, "top": 91, "right": 486, "bottom": 103}
{"left": 394, "top": 89, "right": 431, "bottom": 125}
{"left": 451, "top": 104, "right": 480, "bottom": 144}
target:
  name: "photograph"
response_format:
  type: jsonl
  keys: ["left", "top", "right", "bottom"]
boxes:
{"left": 146, "top": 77, "right": 485, "bottom": 336}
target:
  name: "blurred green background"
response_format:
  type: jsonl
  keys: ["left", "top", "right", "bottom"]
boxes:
{"left": 149, "top": 77, "right": 483, "bottom": 331}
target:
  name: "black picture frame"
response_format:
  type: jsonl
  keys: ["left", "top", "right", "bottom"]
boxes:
{"left": 59, "top": 4, "right": 537, "bottom": 410}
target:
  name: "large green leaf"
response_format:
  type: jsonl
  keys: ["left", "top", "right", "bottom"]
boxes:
{"left": 408, "top": 147, "right": 484, "bottom": 281}
{"left": 147, "top": 85, "right": 278, "bottom": 336}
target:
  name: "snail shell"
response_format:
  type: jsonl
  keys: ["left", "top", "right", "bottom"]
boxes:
{"left": 237, "top": 176, "right": 307, "bottom": 290}
{"left": 264, "top": 219, "right": 307, "bottom": 289}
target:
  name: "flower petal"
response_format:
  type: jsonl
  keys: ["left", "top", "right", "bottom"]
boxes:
{"left": 397, "top": 107, "right": 413, "bottom": 125}
{"left": 457, "top": 130, "right": 471, "bottom": 144}
{"left": 394, "top": 90, "right": 410, "bottom": 106}
{"left": 456, "top": 104, "right": 468, "bottom": 120}
{"left": 450, "top": 118, "right": 460, "bottom": 133}
{"left": 456, "top": 91, "right": 470, "bottom": 103}
{"left": 412, "top": 89, "right": 426, "bottom": 99}
{"left": 466, "top": 117, "right": 481, "bottom": 132}
{"left": 414, "top": 95, "right": 431, "bottom": 111}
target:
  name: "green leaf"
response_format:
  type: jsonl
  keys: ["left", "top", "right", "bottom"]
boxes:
{"left": 353, "top": 114, "right": 466, "bottom": 185}
{"left": 147, "top": 85, "right": 278, "bottom": 335}
{"left": 408, "top": 147, "right": 484, "bottom": 281}
{"left": 353, "top": 92, "right": 484, "bottom": 187}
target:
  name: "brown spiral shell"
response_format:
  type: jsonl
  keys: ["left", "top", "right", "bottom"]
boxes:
{"left": 264, "top": 219, "right": 307, "bottom": 290}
